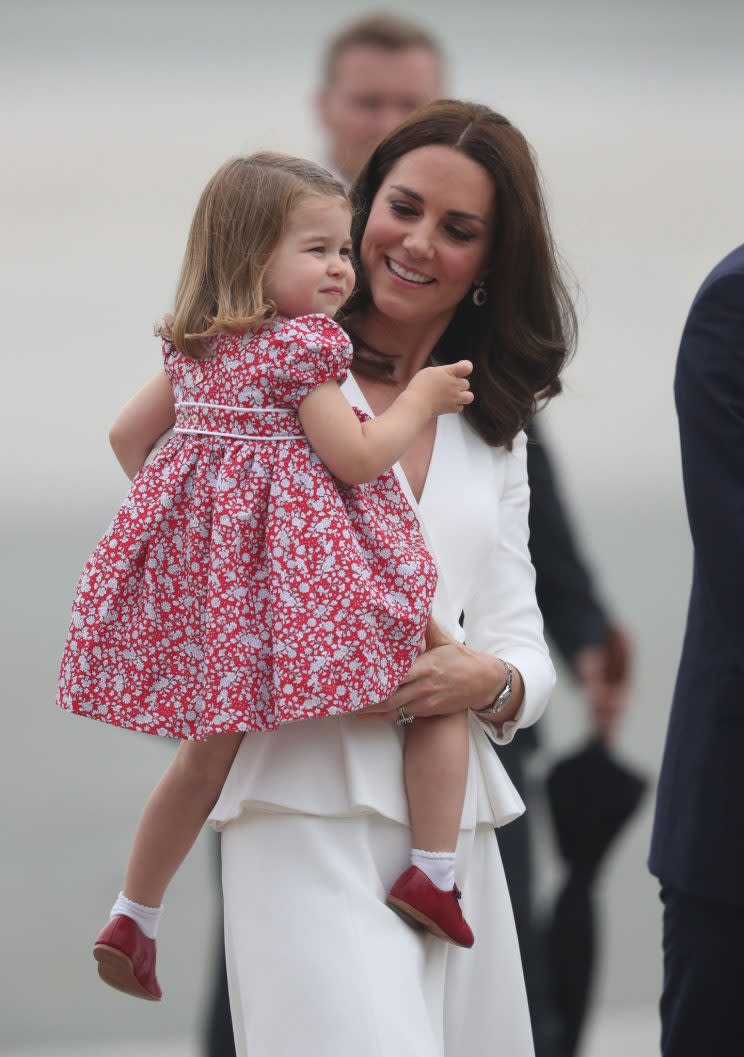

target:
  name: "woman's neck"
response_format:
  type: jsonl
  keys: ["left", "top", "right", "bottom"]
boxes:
{"left": 350, "top": 307, "right": 451, "bottom": 385}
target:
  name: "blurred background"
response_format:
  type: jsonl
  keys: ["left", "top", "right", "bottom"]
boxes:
{"left": 2, "top": 0, "right": 743, "bottom": 1053}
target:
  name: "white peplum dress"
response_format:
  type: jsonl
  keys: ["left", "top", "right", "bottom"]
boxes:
{"left": 209, "top": 372, "right": 555, "bottom": 1057}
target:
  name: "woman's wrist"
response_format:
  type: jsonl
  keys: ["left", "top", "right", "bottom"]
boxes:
{"left": 472, "top": 654, "right": 524, "bottom": 726}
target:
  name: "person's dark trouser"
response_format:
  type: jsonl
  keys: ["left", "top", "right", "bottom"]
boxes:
{"left": 497, "top": 740, "right": 566, "bottom": 1057}
{"left": 660, "top": 885, "right": 744, "bottom": 1057}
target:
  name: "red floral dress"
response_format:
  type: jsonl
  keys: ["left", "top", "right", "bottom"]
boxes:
{"left": 57, "top": 314, "right": 437, "bottom": 740}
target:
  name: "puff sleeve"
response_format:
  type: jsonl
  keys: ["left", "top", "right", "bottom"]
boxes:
{"left": 269, "top": 314, "right": 354, "bottom": 410}
{"left": 160, "top": 339, "right": 205, "bottom": 402}
{"left": 161, "top": 339, "right": 181, "bottom": 387}
{"left": 462, "top": 431, "right": 556, "bottom": 744}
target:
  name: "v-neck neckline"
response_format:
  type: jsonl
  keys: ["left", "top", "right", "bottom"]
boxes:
{"left": 345, "top": 370, "right": 440, "bottom": 511}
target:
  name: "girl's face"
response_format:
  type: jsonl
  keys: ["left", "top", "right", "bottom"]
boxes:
{"left": 360, "top": 145, "right": 495, "bottom": 329}
{"left": 263, "top": 197, "right": 355, "bottom": 320}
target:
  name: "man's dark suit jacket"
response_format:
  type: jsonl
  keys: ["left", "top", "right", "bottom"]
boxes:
{"left": 649, "top": 243, "right": 744, "bottom": 906}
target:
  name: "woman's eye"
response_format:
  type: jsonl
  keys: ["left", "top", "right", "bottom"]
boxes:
{"left": 446, "top": 226, "right": 474, "bottom": 242}
{"left": 390, "top": 201, "right": 416, "bottom": 217}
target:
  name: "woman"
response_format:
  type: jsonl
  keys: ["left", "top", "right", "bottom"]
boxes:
{"left": 210, "top": 100, "right": 575, "bottom": 1057}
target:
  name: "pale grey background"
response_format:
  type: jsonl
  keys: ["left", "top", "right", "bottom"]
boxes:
{"left": 2, "top": 0, "right": 743, "bottom": 1052}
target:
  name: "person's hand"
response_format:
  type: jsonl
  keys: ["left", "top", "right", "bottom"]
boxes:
{"left": 572, "top": 626, "right": 632, "bottom": 743}
{"left": 356, "top": 616, "right": 510, "bottom": 723}
{"left": 405, "top": 361, "right": 474, "bottom": 417}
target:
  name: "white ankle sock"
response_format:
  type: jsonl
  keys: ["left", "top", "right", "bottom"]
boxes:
{"left": 411, "top": 849, "right": 456, "bottom": 891}
{"left": 111, "top": 892, "right": 163, "bottom": 940}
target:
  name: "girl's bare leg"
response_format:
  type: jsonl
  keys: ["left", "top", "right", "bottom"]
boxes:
{"left": 404, "top": 710, "right": 469, "bottom": 853}
{"left": 122, "top": 732, "right": 243, "bottom": 907}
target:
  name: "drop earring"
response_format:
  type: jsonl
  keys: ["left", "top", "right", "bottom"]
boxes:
{"left": 472, "top": 282, "right": 487, "bottom": 307}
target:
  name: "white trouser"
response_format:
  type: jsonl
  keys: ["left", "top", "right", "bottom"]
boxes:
{"left": 221, "top": 811, "right": 534, "bottom": 1057}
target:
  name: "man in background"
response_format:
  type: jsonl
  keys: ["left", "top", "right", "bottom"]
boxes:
{"left": 204, "top": 14, "right": 630, "bottom": 1056}
{"left": 649, "top": 242, "right": 744, "bottom": 1057}
{"left": 316, "top": 14, "right": 442, "bottom": 185}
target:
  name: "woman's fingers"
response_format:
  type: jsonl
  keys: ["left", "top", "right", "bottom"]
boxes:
{"left": 353, "top": 710, "right": 395, "bottom": 723}
{"left": 356, "top": 628, "right": 464, "bottom": 722}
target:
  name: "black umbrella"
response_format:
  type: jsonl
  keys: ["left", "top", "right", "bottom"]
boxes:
{"left": 543, "top": 737, "right": 647, "bottom": 1057}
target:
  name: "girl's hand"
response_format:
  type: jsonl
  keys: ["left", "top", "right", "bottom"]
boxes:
{"left": 405, "top": 361, "right": 474, "bottom": 416}
{"left": 356, "top": 617, "right": 522, "bottom": 725}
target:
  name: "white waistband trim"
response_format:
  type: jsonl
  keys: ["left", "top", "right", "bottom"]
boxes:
{"left": 174, "top": 427, "right": 305, "bottom": 442}
{"left": 176, "top": 401, "right": 293, "bottom": 414}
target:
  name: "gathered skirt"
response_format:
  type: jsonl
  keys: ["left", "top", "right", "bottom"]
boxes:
{"left": 220, "top": 810, "right": 534, "bottom": 1057}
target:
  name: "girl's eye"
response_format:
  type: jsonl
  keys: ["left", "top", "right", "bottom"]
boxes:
{"left": 340, "top": 247, "right": 352, "bottom": 258}
{"left": 390, "top": 201, "right": 416, "bottom": 217}
{"left": 308, "top": 246, "right": 325, "bottom": 254}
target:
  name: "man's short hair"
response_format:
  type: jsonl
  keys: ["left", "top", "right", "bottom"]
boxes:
{"left": 322, "top": 13, "right": 443, "bottom": 85}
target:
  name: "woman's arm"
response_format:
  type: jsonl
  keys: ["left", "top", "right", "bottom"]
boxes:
{"left": 298, "top": 362, "right": 472, "bottom": 485}
{"left": 357, "top": 432, "right": 554, "bottom": 740}
{"left": 461, "top": 431, "right": 555, "bottom": 742}
{"left": 109, "top": 371, "right": 176, "bottom": 479}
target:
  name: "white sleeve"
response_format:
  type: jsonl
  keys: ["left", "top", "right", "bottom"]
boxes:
{"left": 462, "top": 430, "right": 555, "bottom": 744}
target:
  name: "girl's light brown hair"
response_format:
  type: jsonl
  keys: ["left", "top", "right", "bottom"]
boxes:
{"left": 159, "top": 152, "right": 350, "bottom": 358}
{"left": 343, "top": 100, "right": 577, "bottom": 449}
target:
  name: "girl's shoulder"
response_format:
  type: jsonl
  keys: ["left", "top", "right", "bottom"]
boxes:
{"left": 267, "top": 314, "right": 353, "bottom": 353}
{"left": 265, "top": 316, "right": 353, "bottom": 410}
{"left": 161, "top": 337, "right": 206, "bottom": 391}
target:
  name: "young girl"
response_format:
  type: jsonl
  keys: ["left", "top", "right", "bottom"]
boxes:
{"left": 58, "top": 152, "right": 476, "bottom": 1003}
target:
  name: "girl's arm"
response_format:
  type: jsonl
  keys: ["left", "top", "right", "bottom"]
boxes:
{"left": 298, "top": 361, "right": 473, "bottom": 486}
{"left": 109, "top": 371, "right": 176, "bottom": 480}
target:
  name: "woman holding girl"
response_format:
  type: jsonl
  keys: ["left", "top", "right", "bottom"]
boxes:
{"left": 59, "top": 96, "right": 575, "bottom": 1055}
{"left": 210, "top": 100, "right": 575, "bottom": 1057}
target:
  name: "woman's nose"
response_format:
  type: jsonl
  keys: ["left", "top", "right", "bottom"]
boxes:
{"left": 402, "top": 228, "right": 435, "bottom": 260}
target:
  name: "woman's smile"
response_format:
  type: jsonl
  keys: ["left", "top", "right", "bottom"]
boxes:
{"left": 385, "top": 257, "right": 435, "bottom": 285}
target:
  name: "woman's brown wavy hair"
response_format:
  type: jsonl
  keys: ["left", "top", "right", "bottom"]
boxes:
{"left": 158, "top": 153, "right": 349, "bottom": 359}
{"left": 342, "top": 100, "right": 576, "bottom": 448}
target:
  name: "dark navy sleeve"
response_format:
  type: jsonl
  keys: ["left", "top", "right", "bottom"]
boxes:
{"left": 674, "top": 269, "right": 744, "bottom": 671}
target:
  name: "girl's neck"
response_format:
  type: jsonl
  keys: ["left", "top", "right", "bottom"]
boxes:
{"left": 350, "top": 307, "right": 451, "bottom": 386}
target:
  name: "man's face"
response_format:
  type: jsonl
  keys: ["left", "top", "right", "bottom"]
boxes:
{"left": 318, "top": 44, "right": 442, "bottom": 184}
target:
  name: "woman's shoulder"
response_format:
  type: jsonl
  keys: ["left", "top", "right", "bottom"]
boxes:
{"left": 461, "top": 416, "right": 527, "bottom": 460}
{"left": 453, "top": 420, "right": 528, "bottom": 503}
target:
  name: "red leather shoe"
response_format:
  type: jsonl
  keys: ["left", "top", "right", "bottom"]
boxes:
{"left": 387, "top": 866, "right": 475, "bottom": 948}
{"left": 93, "top": 915, "right": 162, "bottom": 1001}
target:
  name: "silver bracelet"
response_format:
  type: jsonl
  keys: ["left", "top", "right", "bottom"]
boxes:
{"left": 478, "top": 659, "right": 513, "bottom": 718}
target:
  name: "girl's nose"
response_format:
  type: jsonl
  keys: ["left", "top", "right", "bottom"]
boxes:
{"left": 327, "top": 255, "right": 345, "bottom": 275}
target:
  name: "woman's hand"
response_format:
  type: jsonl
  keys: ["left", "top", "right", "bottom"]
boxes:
{"left": 356, "top": 617, "right": 523, "bottom": 727}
